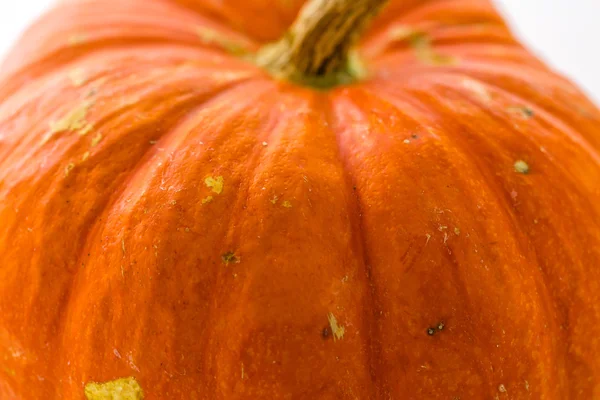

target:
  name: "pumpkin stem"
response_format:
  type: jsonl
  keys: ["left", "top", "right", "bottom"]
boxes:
{"left": 255, "top": 0, "right": 389, "bottom": 88}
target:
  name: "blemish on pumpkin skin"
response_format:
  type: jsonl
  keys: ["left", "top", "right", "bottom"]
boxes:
{"left": 282, "top": 200, "right": 292, "bottom": 208}
{"left": 524, "top": 380, "right": 529, "bottom": 391}
{"left": 508, "top": 106, "right": 534, "bottom": 119}
{"left": 514, "top": 160, "right": 530, "bottom": 174}
{"left": 121, "top": 238, "right": 126, "bottom": 255}
{"left": 222, "top": 251, "right": 240, "bottom": 265}
{"left": 498, "top": 384, "right": 507, "bottom": 393}
{"left": 205, "top": 176, "right": 224, "bottom": 194}
{"left": 327, "top": 312, "right": 345, "bottom": 341}
{"left": 64, "top": 163, "right": 75, "bottom": 176}
{"left": 49, "top": 100, "right": 94, "bottom": 136}
{"left": 454, "top": 227, "right": 460, "bottom": 235}
{"left": 84, "top": 377, "right": 143, "bottom": 400}
{"left": 82, "top": 152, "right": 90, "bottom": 162}
{"left": 202, "top": 196, "right": 213, "bottom": 204}
{"left": 270, "top": 195, "right": 279, "bottom": 205}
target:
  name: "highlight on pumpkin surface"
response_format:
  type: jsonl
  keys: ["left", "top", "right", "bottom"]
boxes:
{"left": 84, "top": 377, "right": 143, "bottom": 400}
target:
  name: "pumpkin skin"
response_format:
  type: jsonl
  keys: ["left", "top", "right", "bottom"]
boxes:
{"left": 1, "top": 0, "right": 600, "bottom": 399}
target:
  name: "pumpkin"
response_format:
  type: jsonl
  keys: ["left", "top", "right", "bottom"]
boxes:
{"left": 0, "top": 0, "right": 599, "bottom": 398}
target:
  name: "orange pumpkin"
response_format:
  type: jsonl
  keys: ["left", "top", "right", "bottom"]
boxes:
{"left": 1, "top": 0, "right": 599, "bottom": 398}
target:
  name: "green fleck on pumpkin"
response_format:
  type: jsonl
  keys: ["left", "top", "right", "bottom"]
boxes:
{"left": 222, "top": 251, "right": 240, "bottom": 265}
{"left": 84, "top": 377, "right": 144, "bottom": 400}
{"left": 202, "top": 196, "right": 213, "bottom": 204}
{"left": 327, "top": 312, "right": 345, "bottom": 342}
{"left": 205, "top": 176, "right": 224, "bottom": 194}
{"left": 282, "top": 200, "right": 292, "bottom": 208}
{"left": 514, "top": 160, "right": 530, "bottom": 174}
{"left": 508, "top": 106, "right": 535, "bottom": 119}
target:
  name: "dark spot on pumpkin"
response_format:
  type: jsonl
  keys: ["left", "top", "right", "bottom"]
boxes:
{"left": 322, "top": 326, "right": 331, "bottom": 339}
{"left": 222, "top": 251, "right": 240, "bottom": 265}
{"left": 353, "top": 185, "right": 357, "bottom": 191}
{"left": 522, "top": 107, "right": 534, "bottom": 118}
{"left": 411, "top": 134, "right": 419, "bottom": 139}
{"left": 427, "top": 327, "right": 436, "bottom": 336}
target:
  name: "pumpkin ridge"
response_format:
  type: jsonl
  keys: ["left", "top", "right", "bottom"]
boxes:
{"left": 394, "top": 84, "right": 599, "bottom": 395}
{"left": 323, "top": 93, "right": 381, "bottom": 397}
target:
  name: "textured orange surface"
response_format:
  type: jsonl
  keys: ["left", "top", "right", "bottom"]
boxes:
{"left": 0, "top": 0, "right": 599, "bottom": 399}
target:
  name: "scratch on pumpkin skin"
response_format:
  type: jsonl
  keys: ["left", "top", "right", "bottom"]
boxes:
{"left": 202, "top": 196, "right": 213, "bottom": 204}
{"left": 81, "top": 152, "right": 90, "bottom": 162}
{"left": 425, "top": 234, "right": 431, "bottom": 245}
{"left": 84, "top": 377, "right": 143, "bottom": 400}
{"left": 205, "top": 176, "right": 224, "bottom": 194}
{"left": 121, "top": 238, "right": 126, "bottom": 256}
{"left": 327, "top": 312, "right": 345, "bottom": 341}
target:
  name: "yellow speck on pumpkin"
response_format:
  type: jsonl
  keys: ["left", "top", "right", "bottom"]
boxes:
{"left": 327, "top": 312, "right": 345, "bottom": 342}
{"left": 121, "top": 238, "right": 126, "bottom": 255}
{"left": 514, "top": 160, "right": 530, "bottom": 174}
{"left": 50, "top": 100, "right": 94, "bottom": 135}
{"left": 454, "top": 227, "right": 460, "bottom": 235}
{"left": 195, "top": 27, "right": 246, "bottom": 55}
{"left": 84, "top": 377, "right": 144, "bottom": 400}
{"left": 65, "top": 163, "right": 75, "bottom": 176}
{"left": 2, "top": 366, "right": 16, "bottom": 376}
{"left": 270, "top": 195, "right": 279, "bottom": 204}
{"left": 202, "top": 196, "right": 213, "bottom": 204}
{"left": 205, "top": 176, "right": 224, "bottom": 194}
{"left": 91, "top": 133, "right": 103, "bottom": 147}
{"left": 68, "top": 68, "right": 87, "bottom": 87}
{"left": 282, "top": 200, "right": 292, "bottom": 208}
{"left": 82, "top": 152, "right": 90, "bottom": 162}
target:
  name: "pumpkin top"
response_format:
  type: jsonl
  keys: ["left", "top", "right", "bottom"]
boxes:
{"left": 255, "top": 0, "right": 388, "bottom": 88}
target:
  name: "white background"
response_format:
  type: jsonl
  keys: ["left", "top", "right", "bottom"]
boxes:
{"left": 0, "top": 0, "right": 599, "bottom": 103}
